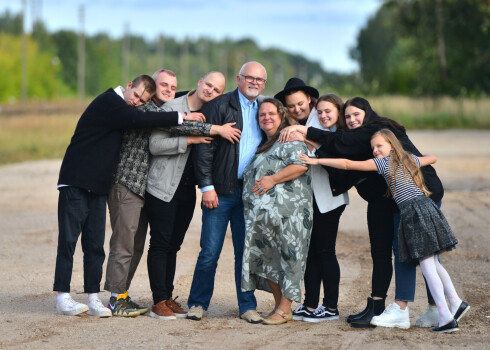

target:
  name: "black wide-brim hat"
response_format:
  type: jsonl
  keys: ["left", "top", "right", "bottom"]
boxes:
{"left": 274, "top": 77, "right": 319, "bottom": 105}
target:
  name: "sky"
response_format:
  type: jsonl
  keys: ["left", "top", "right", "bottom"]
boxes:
{"left": 3, "top": 0, "right": 381, "bottom": 73}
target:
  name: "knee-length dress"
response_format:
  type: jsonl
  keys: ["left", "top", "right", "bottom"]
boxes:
{"left": 241, "top": 141, "right": 313, "bottom": 302}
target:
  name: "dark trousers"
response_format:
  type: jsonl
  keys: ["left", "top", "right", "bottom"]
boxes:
{"left": 304, "top": 202, "right": 346, "bottom": 309}
{"left": 53, "top": 186, "right": 107, "bottom": 293}
{"left": 368, "top": 196, "right": 394, "bottom": 298}
{"left": 145, "top": 188, "right": 195, "bottom": 305}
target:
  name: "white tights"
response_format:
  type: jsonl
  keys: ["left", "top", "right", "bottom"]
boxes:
{"left": 419, "top": 255, "right": 462, "bottom": 326}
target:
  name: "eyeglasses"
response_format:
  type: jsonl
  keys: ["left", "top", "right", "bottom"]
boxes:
{"left": 240, "top": 74, "right": 267, "bottom": 85}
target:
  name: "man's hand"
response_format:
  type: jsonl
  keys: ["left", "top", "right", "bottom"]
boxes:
{"left": 212, "top": 122, "right": 241, "bottom": 144}
{"left": 187, "top": 136, "right": 214, "bottom": 146}
{"left": 202, "top": 189, "right": 219, "bottom": 209}
{"left": 186, "top": 112, "right": 206, "bottom": 122}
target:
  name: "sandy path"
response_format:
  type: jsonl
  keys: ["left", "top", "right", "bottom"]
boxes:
{"left": 0, "top": 130, "right": 489, "bottom": 349}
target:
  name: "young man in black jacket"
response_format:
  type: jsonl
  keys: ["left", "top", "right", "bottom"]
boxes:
{"left": 53, "top": 74, "right": 205, "bottom": 317}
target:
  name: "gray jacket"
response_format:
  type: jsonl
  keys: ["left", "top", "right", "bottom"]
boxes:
{"left": 146, "top": 92, "right": 210, "bottom": 202}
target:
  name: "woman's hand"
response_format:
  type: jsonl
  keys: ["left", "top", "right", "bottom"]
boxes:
{"left": 278, "top": 125, "right": 308, "bottom": 143}
{"left": 288, "top": 131, "right": 306, "bottom": 142}
{"left": 253, "top": 176, "right": 276, "bottom": 195}
{"left": 299, "top": 153, "right": 318, "bottom": 165}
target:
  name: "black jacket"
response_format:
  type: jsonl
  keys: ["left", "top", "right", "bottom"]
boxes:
{"left": 58, "top": 88, "right": 179, "bottom": 195}
{"left": 307, "top": 123, "right": 444, "bottom": 203}
{"left": 194, "top": 89, "right": 244, "bottom": 194}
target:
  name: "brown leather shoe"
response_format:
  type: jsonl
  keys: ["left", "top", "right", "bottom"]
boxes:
{"left": 149, "top": 300, "right": 177, "bottom": 320}
{"left": 166, "top": 297, "right": 187, "bottom": 318}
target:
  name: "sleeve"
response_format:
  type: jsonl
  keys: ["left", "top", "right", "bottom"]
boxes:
{"left": 149, "top": 129, "right": 187, "bottom": 156}
{"left": 306, "top": 124, "right": 378, "bottom": 159}
{"left": 163, "top": 120, "right": 213, "bottom": 136}
{"left": 282, "top": 141, "right": 309, "bottom": 166}
{"left": 372, "top": 157, "right": 388, "bottom": 175}
{"left": 193, "top": 99, "right": 222, "bottom": 188}
{"left": 411, "top": 154, "right": 421, "bottom": 167}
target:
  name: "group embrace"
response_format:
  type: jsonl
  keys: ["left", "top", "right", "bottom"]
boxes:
{"left": 53, "top": 61, "right": 469, "bottom": 334}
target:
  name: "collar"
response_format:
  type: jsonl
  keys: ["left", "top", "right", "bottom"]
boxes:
{"left": 113, "top": 86, "right": 125, "bottom": 100}
{"left": 237, "top": 90, "right": 257, "bottom": 109}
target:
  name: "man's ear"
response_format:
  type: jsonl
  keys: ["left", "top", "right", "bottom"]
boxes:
{"left": 126, "top": 81, "right": 133, "bottom": 90}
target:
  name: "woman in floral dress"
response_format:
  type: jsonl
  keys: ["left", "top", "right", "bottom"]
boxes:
{"left": 241, "top": 98, "right": 313, "bottom": 325}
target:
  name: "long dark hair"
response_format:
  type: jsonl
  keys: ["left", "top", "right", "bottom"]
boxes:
{"left": 256, "top": 98, "right": 298, "bottom": 154}
{"left": 343, "top": 97, "right": 406, "bottom": 133}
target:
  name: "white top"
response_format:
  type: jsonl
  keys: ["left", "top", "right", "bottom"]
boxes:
{"left": 305, "top": 108, "right": 349, "bottom": 213}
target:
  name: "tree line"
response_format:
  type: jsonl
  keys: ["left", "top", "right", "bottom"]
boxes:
{"left": 1, "top": 0, "right": 489, "bottom": 103}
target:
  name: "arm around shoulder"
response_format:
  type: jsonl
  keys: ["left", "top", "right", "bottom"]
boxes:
{"left": 419, "top": 155, "right": 437, "bottom": 167}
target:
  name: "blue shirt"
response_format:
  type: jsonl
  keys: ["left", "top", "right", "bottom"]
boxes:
{"left": 237, "top": 90, "right": 262, "bottom": 179}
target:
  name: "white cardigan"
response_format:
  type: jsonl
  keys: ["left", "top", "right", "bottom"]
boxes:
{"left": 306, "top": 108, "right": 349, "bottom": 213}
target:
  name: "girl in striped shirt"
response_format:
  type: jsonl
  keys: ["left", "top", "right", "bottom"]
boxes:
{"left": 299, "top": 128, "right": 469, "bottom": 333}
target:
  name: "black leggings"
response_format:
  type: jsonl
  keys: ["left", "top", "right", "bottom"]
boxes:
{"left": 367, "top": 196, "right": 394, "bottom": 298}
{"left": 303, "top": 201, "right": 346, "bottom": 309}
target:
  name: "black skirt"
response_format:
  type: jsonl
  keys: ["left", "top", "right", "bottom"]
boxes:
{"left": 398, "top": 196, "right": 458, "bottom": 264}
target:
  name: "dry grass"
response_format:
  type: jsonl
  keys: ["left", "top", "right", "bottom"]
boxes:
{"left": 0, "top": 113, "right": 78, "bottom": 165}
{"left": 369, "top": 96, "right": 490, "bottom": 129}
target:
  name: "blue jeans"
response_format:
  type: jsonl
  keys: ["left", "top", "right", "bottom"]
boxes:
{"left": 393, "top": 200, "right": 440, "bottom": 303}
{"left": 187, "top": 186, "right": 257, "bottom": 315}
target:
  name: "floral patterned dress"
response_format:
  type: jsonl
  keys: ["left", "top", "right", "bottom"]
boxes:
{"left": 241, "top": 141, "right": 313, "bottom": 302}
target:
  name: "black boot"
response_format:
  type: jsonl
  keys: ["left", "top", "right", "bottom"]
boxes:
{"left": 350, "top": 298, "right": 385, "bottom": 328}
{"left": 347, "top": 297, "right": 373, "bottom": 324}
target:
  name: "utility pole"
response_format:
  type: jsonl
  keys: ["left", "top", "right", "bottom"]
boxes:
{"left": 21, "top": 0, "right": 28, "bottom": 106}
{"left": 157, "top": 34, "right": 165, "bottom": 67}
{"left": 180, "top": 37, "right": 189, "bottom": 89}
{"left": 77, "top": 5, "right": 85, "bottom": 103}
{"left": 122, "top": 22, "right": 130, "bottom": 84}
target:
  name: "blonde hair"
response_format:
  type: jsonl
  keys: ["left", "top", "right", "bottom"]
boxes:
{"left": 372, "top": 129, "right": 431, "bottom": 197}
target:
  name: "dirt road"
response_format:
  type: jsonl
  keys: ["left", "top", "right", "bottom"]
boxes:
{"left": 0, "top": 130, "right": 488, "bottom": 349}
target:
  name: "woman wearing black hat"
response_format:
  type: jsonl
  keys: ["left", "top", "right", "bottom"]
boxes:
{"left": 279, "top": 97, "right": 444, "bottom": 329}
{"left": 274, "top": 78, "right": 319, "bottom": 125}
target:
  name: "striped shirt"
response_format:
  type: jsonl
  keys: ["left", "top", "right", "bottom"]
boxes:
{"left": 373, "top": 154, "right": 424, "bottom": 205}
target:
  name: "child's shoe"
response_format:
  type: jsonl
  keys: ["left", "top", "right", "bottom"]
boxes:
{"left": 453, "top": 301, "right": 470, "bottom": 322}
{"left": 370, "top": 302, "right": 410, "bottom": 329}
{"left": 431, "top": 319, "right": 459, "bottom": 333}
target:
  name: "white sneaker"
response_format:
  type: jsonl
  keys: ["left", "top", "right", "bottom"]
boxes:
{"left": 87, "top": 297, "right": 112, "bottom": 317}
{"left": 415, "top": 305, "right": 439, "bottom": 328}
{"left": 370, "top": 302, "right": 410, "bottom": 329}
{"left": 56, "top": 295, "right": 89, "bottom": 316}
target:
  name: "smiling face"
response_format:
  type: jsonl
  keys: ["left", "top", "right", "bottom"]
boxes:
{"left": 258, "top": 102, "right": 282, "bottom": 138}
{"left": 371, "top": 134, "right": 392, "bottom": 158}
{"left": 154, "top": 71, "right": 177, "bottom": 105}
{"left": 123, "top": 81, "right": 152, "bottom": 107}
{"left": 284, "top": 91, "right": 311, "bottom": 122}
{"left": 236, "top": 62, "right": 267, "bottom": 102}
{"left": 196, "top": 72, "right": 226, "bottom": 104}
{"left": 316, "top": 100, "right": 339, "bottom": 129}
{"left": 344, "top": 105, "right": 366, "bottom": 130}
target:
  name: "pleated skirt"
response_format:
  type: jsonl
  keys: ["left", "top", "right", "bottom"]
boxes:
{"left": 398, "top": 196, "right": 458, "bottom": 264}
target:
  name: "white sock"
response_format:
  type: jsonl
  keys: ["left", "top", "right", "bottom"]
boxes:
{"left": 87, "top": 293, "right": 99, "bottom": 303}
{"left": 111, "top": 293, "right": 119, "bottom": 298}
{"left": 419, "top": 255, "right": 453, "bottom": 326}
{"left": 57, "top": 292, "right": 70, "bottom": 303}
{"left": 434, "top": 259, "right": 462, "bottom": 314}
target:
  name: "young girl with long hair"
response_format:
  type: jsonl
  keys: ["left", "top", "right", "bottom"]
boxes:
{"left": 299, "top": 128, "right": 469, "bottom": 333}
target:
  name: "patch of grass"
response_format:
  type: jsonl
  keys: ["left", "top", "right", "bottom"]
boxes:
{"left": 0, "top": 113, "right": 78, "bottom": 165}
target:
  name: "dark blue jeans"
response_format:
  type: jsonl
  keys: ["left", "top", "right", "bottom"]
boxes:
{"left": 187, "top": 186, "right": 257, "bottom": 315}
{"left": 53, "top": 186, "right": 107, "bottom": 293}
{"left": 393, "top": 200, "right": 440, "bottom": 303}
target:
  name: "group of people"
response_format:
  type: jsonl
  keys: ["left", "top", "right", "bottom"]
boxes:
{"left": 53, "top": 60, "right": 469, "bottom": 333}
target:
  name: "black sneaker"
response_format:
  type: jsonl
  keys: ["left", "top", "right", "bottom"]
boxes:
{"left": 303, "top": 305, "right": 339, "bottom": 323}
{"left": 126, "top": 296, "right": 149, "bottom": 315}
{"left": 107, "top": 296, "right": 140, "bottom": 317}
{"left": 431, "top": 319, "right": 459, "bottom": 333}
{"left": 293, "top": 303, "right": 313, "bottom": 321}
